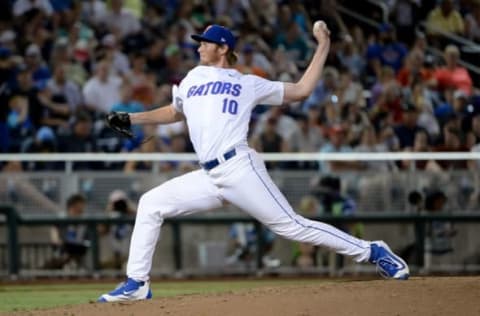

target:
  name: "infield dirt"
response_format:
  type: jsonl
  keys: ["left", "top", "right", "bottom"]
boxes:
{"left": 7, "top": 276, "right": 480, "bottom": 316}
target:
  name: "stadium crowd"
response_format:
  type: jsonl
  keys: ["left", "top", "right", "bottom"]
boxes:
{"left": 0, "top": 0, "right": 480, "bottom": 174}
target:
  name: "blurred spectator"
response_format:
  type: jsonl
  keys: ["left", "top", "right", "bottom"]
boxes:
{"left": 410, "top": 80, "right": 440, "bottom": 139}
{"left": 274, "top": 21, "right": 310, "bottom": 66}
{"left": 104, "top": 0, "right": 141, "bottom": 39}
{"left": 370, "top": 69, "right": 403, "bottom": 124}
{"left": 22, "top": 126, "right": 59, "bottom": 171}
{"left": 337, "top": 34, "right": 365, "bottom": 80}
{"left": 146, "top": 38, "right": 167, "bottom": 80}
{"left": 429, "top": 120, "right": 469, "bottom": 170}
{"left": 335, "top": 67, "right": 364, "bottom": 107}
{"left": 426, "top": 0, "right": 465, "bottom": 37}
{"left": 366, "top": 23, "right": 408, "bottom": 76}
{"left": 354, "top": 126, "right": 392, "bottom": 172}
{"left": 252, "top": 116, "right": 289, "bottom": 153}
{"left": 396, "top": 49, "right": 435, "bottom": 88}
{"left": 394, "top": 102, "right": 427, "bottom": 150}
{"left": 236, "top": 44, "right": 268, "bottom": 78}
{"left": 58, "top": 111, "right": 97, "bottom": 169}
{"left": 83, "top": 60, "right": 122, "bottom": 114}
{"left": 101, "top": 33, "right": 131, "bottom": 77}
{"left": 128, "top": 52, "right": 156, "bottom": 106}
{"left": 301, "top": 66, "right": 338, "bottom": 112}
{"left": 290, "top": 112, "right": 325, "bottom": 153}
{"left": 465, "top": 1, "right": 480, "bottom": 41}
{"left": 47, "top": 63, "right": 83, "bottom": 111}
{"left": 45, "top": 193, "right": 90, "bottom": 270}
{"left": 24, "top": 43, "right": 51, "bottom": 87}
{"left": 81, "top": 0, "right": 108, "bottom": 26}
{"left": 254, "top": 107, "right": 300, "bottom": 146}
{"left": 401, "top": 129, "right": 431, "bottom": 170}
{"left": 391, "top": 0, "right": 421, "bottom": 45}
{"left": 319, "top": 125, "right": 363, "bottom": 173}
{"left": 99, "top": 189, "right": 136, "bottom": 270}
{"left": 6, "top": 95, "right": 34, "bottom": 152}
{"left": 156, "top": 44, "right": 188, "bottom": 85}
{"left": 310, "top": 175, "right": 363, "bottom": 268}
{"left": 432, "top": 45, "right": 473, "bottom": 96}
{"left": 36, "top": 83, "right": 71, "bottom": 131}
{"left": 50, "top": 39, "right": 89, "bottom": 87}
{"left": 13, "top": 0, "right": 53, "bottom": 17}
{"left": 271, "top": 46, "right": 299, "bottom": 82}
{"left": 225, "top": 222, "right": 280, "bottom": 269}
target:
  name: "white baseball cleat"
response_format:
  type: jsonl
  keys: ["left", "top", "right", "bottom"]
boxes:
{"left": 97, "top": 278, "right": 152, "bottom": 302}
{"left": 369, "top": 241, "right": 410, "bottom": 280}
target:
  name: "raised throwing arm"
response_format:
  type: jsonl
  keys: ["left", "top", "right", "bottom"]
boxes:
{"left": 283, "top": 21, "right": 331, "bottom": 103}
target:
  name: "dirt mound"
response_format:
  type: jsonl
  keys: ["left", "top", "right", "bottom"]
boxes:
{"left": 9, "top": 277, "right": 480, "bottom": 316}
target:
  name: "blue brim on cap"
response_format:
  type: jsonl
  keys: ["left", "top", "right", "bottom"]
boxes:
{"left": 191, "top": 34, "right": 222, "bottom": 45}
{"left": 191, "top": 24, "right": 236, "bottom": 50}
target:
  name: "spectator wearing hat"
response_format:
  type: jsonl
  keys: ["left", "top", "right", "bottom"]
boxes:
{"left": 48, "top": 38, "right": 89, "bottom": 88}
{"left": 431, "top": 45, "right": 472, "bottom": 96}
{"left": 99, "top": 189, "right": 136, "bottom": 270}
{"left": 0, "top": 30, "right": 17, "bottom": 54}
{"left": 22, "top": 126, "right": 59, "bottom": 170}
{"left": 156, "top": 44, "right": 187, "bottom": 85}
{"left": 24, "top": 43, "right": 51, "bottom": 87}
{"left": 101, "top": 33, "right": 130, "bottom": 77}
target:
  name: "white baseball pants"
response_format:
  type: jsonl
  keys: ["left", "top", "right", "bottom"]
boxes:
{"left": 127, "top": 147, "right": 371, "bottom": 281}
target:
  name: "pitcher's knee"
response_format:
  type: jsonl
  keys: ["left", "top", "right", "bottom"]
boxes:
{"left": 138, "top": 191, "right": 163, "bottom": 219}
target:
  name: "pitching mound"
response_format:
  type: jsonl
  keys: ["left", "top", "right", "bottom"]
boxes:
{"left": 9, "top": 276, "right": 480, "bottom": 316}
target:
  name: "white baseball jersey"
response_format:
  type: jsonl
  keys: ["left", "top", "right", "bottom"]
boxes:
{"left": 125, "top": 65, "right": 374, "bottom": 282}
{"left": 172, "top": 65, "right": 283, "bottom": 162}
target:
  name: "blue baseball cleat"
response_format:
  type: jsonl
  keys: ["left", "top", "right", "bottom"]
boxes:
{"left": 369, "top": 241, "right": 410, "bottom": 280}
{"left": 97, "top": 278, "right": 153, "bottom": 302}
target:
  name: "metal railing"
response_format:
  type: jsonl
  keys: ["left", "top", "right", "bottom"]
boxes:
{"left": 2, "top": 205, "right": 480, "bottom": 277}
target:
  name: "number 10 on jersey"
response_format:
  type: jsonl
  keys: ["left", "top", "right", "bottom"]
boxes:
{"left": 222, "top": 98, "right": 238, "bottom": 115}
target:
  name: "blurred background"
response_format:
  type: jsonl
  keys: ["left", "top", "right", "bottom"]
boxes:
{"left": 1, "top": 0, "right": 480, "bottom": 279}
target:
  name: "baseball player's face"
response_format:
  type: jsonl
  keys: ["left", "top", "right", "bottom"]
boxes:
{"left": 197, "top": 41, "right": 223, "bottom": 66}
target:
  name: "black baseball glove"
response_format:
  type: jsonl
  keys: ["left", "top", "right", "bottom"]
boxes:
{"left": 105, "top": 112, "right": 134, "bottom": 138}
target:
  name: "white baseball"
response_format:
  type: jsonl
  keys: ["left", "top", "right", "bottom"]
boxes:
{"left": 313, "top": 21, "right": 326, "bottom": 33}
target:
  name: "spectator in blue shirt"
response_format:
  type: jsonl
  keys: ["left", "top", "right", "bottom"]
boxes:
{"left": 367, "top": 23, "right": 408, "bottom": 77}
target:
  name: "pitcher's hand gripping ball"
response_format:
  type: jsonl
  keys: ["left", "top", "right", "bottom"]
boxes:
{"left": 313, "top": 20, "right": 330, "bottom": 42}
{"left": 106, "top": 112, "right": 134, "bottom": 139}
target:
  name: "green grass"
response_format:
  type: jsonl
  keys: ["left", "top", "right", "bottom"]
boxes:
{"left": 0, "top": 279, "right": 321, "bottom": 313}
